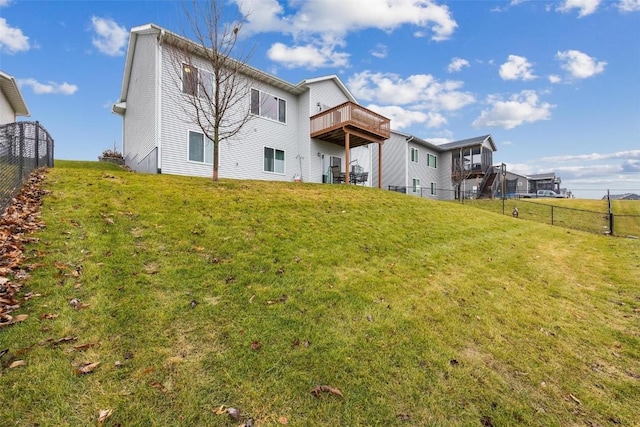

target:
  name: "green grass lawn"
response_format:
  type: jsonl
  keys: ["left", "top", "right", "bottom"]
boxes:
{"left": 2, "top": 161, "right": 639, "bottom": 426}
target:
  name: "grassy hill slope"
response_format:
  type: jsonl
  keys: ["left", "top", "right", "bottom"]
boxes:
{"left": 1, "top": 161, "right": 639, "bottom": 426}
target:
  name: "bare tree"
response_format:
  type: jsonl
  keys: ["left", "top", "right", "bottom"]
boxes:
{"left": 170, "top": 0, "right": 254, "bottom": 181}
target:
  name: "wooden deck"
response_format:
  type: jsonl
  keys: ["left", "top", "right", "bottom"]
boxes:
{"left": 310, "top": 102, "right": 390, "bottom": 147}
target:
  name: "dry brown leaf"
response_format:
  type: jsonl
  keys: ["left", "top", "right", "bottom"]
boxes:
{"left": 76, "top": 361, "right": 100, "bottom": 374}
{"left": 98, "top": 409, "right": 113, "bottom": 427}
{"left": 278, "top": 416, "right": 289, "bottom": 425}
{"left": 568, "top": 393, "right": 582, "bottom": 405}
{"left": 266, "top": 294, "right": 288, "bottom": 305}
{"left": 310, "top": 385, "right": 343, "bottom": 398}
{"left": 150, "top": 381, "right": 168, "bottom": 393}
{"left": 13, "top": 314, "right": 28, "bottom": 322}
{"left": 40, "top": 313, "right": 59, "bottom": 320}
{"left": 213, "top": 405, "right": 227, "bottom": 415}
{"left": 250, "top": 341, "right": 262, "bottom": 351}
{"left": 9, "top": 360, "right": 26, "bottom": 369}
{"left": 73, "top": 342, "right": 99, "bottom": 351}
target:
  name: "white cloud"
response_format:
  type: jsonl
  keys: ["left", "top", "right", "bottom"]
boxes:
{"left": 0, "top": 0, "right": 12, "bottom": 6}
{"left": 237, "top": 0, "right": 456, "bottom": 68}
{"left": 557, "top": 0, "right": 601, "bottom": 17}
{"left": 238, "top": 0, "right": 457, "bottom": 41}
{"left": 472, "top": 90, "right": 554, "bottom": 129}
{"left": 548, "top": 74, "right": 562, "bottom": 84}
{"left": 18, "top": 78, "right": 78, "bottom": 95}
{"left": 556, "top": 49, "right": 606, "bottom": 79}
{"left": 267, "top": 42, "right": 349, "bottom": 68}
{"left": 447, "top": 57, "right": 470, "bottom": 73}
{"left": 618, "top": 0, "right": 640, "bottom": 12}
{"left": 370, "top": 43, "right": 388, "bottom": 59}
{"left": 540, "top": 150, "right": 640, "bottom": 163}
{"left": 347, "top": 71, "right": 475, "bottom": 111}
{"left": 499, "top": 55, "right": 536, "bottom": 81}
{"left": 90, "top": 16, "right": 127, "bottom": 57}
{"left": 0, "top": 17, "right": 29, "bottom": 53}
{"left": 502, "top": 140, "right": 513, "bottom": 146}
{"left": 367, "top": 104, "right": 447, "bottom": 129}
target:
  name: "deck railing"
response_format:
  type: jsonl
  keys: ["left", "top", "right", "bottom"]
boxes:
{"left": 310, "top": 102, "right": 390, "bottom": 140}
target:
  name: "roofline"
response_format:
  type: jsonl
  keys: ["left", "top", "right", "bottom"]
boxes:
{"left": 0, "top": 70, "right": 30, "bottom": 117}
{"left": 437, "top": 134, "right": 497, "bottom": 152}
{"left": 297, "top": 75, "right": 358, "bottom": 103}
{"left": 118, "top": 23, "right": 314, "bottom": 104}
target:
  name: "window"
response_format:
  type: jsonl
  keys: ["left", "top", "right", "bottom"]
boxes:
{"left": 188, "top": 131, "right": 213, "bottom": 164}
{"left": 182, "top": 64, "right": 214, "bottom": 98}
{"left": 182, "top": 64, "right": 198, "bottom": 96}
{"left": 428, "top": 154, "right": 437, "bottom": 168}
{"left": 410, "top": 147, "right": 419, "bottom": 163}
{"left": 264, "top": 147, "right": 285, "bottom": 173}
{"left": 412, "top": 178, "right": 421, "bottom": 194}
{"left": 251, "top": 88, "right": 286, "bottom": 123}
{"left": 200, "top": 70, "right": 214, "bottom": 99}
{"left": 430, "top": 182, "right": 437, "bottom": 196}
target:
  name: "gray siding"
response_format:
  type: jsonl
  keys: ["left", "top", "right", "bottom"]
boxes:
{"left": 0, "top": 92, "right": 15, "bottom": 124}
{"left": 407, "top": 141, "right": 439, "bottom": 198}
{"left": 380, "top": 132, "right": 408, "bottom": 190}
{"left": 123, "top": 33, "right": 158, "bottom": 173}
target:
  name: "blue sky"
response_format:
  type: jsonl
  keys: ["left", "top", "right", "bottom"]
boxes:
{"left": 1, "top": 0, "right": 638, "bottom": 198}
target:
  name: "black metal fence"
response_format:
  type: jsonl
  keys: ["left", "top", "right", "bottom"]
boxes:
{"left": 0, "top": 121, "right": 54, "bottom": 213}
{"left": 388, "top": 185, "right": 640, "bottom": 238}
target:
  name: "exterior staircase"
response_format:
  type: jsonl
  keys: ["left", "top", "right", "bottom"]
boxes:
{"left": 478, "top": 172, "right": 497, "bottom": 198}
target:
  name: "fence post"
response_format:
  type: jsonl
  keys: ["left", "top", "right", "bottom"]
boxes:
{"left": 607, "top": 190, "right": 614, "bottom": 236}
{"left": 18, "top": 122, "right": 25, "bottom": 180}
{"left": 551, "top": 205, "right": 554, "bottom": 226}
{"left": 35, "top": 121, "right": 40, "bottom": 167}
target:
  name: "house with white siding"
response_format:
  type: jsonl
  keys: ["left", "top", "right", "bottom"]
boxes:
{"left": 112, "top": 24, "right": 389, "bottom": 187}
{"left": 376, "top": 132, "right": 497, "bottom": 200}
{"left": 0, "top": 71, "right": 30, "bottom": 125}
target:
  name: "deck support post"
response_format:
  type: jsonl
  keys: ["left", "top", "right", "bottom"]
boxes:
{"left": 344, "top": 130, "right": 350, "bottom": 184}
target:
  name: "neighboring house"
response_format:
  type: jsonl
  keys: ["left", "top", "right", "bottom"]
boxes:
{"left": 113, "top": 24, "right": 389, "bottom": 186}
{"left": 527, "top": 172, "right": 561, "bottom": 193}
{"left": 0, "top": 70, "right": 30, "bottom": 124}
{"left": 605, "top": 193, "right": 640, "bottom": 201}
{"left": 373, "top": 132, "right": 498, "bottom": 200}
{"left": 500, "top": 170, "right": 529, "bottom": 198}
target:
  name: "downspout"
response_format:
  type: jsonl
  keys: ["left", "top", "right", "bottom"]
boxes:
{"left": 406, "top": 136, "right": 413, "bottom": 191}
{"left": 156, "top": 29, "right": 165, "bottom": 173}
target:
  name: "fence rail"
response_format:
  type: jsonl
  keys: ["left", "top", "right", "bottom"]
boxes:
{"left": 388, "top": 185, "right": 640, "bottom": 238}
{"left": 0, "top": 121, "right": 54, "bottom": 213}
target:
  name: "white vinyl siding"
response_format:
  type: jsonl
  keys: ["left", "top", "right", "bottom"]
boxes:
{"left": 264, "top": 147, "right": 285, "bottom": 174}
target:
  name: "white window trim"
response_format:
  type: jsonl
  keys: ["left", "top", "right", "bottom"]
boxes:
{"left": 412, "top": 178, "right": 421, "bottom": 194}
{"left": 410, "top": 147, "right": 419, "bottom": 163}
{"left": 250, "top": 87, "right": 287, "bottom": 125}
{"left": 186, "top": 130, "right": 213, "bottom": 165}
{"left": 428, "top": 153, "right": 437, "bottom": 169}
{"left": 263, "top": 145, "right": 286, "bottom": 175}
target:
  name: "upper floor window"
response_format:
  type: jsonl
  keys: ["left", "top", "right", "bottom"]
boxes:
{"left": 251, "top": 89, "right": 286, "bottom": 123}
{"left": 182, "top": 64, "right": 198, "bottom": 96}
{"left": 428, "top": 154, "right": 437, "bottom": 168}
{"left": 410, "top": 147, "right": 419, "bottom": 163}
{"left": 182, "top": 64, "right": 213, "bottom": 98}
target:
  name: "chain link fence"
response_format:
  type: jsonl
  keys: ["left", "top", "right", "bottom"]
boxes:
{"left": 0, "top": 121, "right": 54, "bottom": 213}
{"left": 388, "top": 186, "right": 640, "bottom": 238}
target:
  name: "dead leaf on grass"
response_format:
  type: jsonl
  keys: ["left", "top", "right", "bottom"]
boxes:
{"left": 310, "top": 385, "right": 343, "bottom": 398}
{"left": 73, "top": 342, "right": 99, "bottom": 351}
{"left": 98, "top": 409, "right": 113, "bottom": 427}
{"left": 40, "top": 313, "right": 59, "bottom": 320}
{"left": 568, "top": 393, "right": 582, "bottom": 405}
{"left": 250, "top": 341, "right": 262, "bottom": 351}
{"left": 266, "top": 294, "right": 288, "bottom": 305}
{"left": 9, "top": 360, "right": 26, "bottom": 369}
{"left": 150, "top": 381, "right": 168, "bottom": 393}
{"left": 480, "top": 415, "right": 494, "bottom": 427}
{"left": 75, "top": 361, "right": 100, "bottom": 374}
{"left": 278, "top": 416, "right": 289, "bottom": 424}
